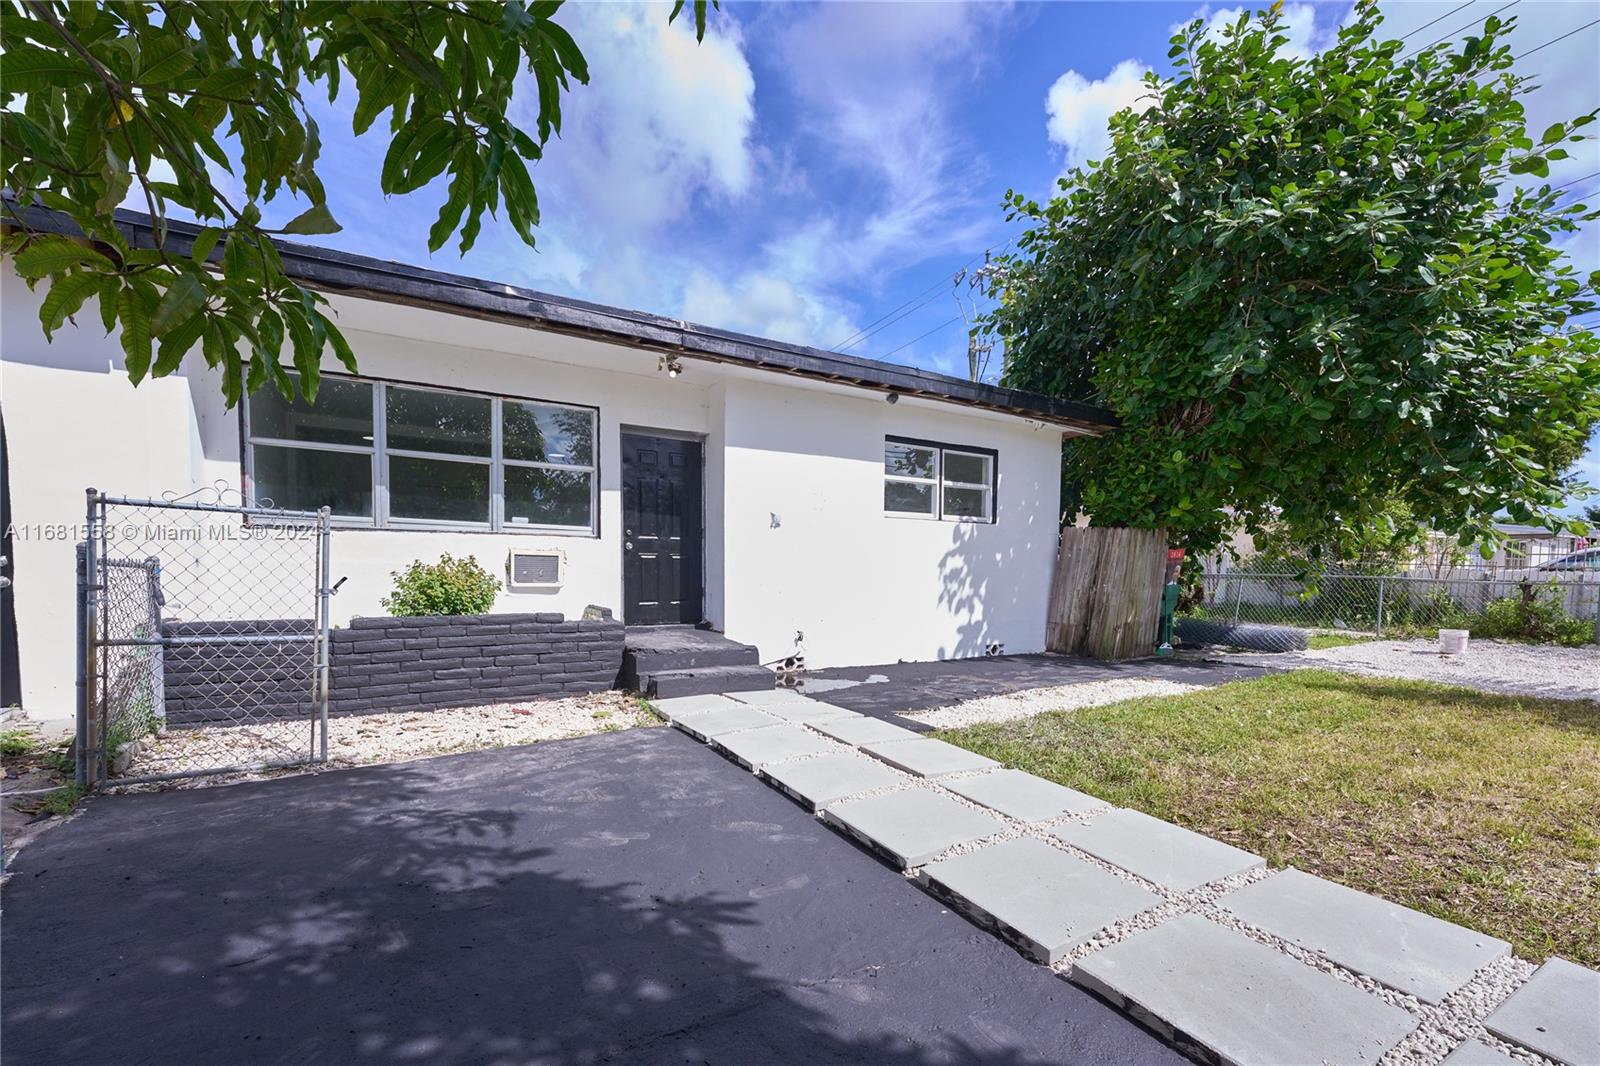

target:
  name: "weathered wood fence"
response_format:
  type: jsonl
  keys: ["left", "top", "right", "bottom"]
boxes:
{"left": 1046, "top": 526, "right": 1169, "bottom": 660}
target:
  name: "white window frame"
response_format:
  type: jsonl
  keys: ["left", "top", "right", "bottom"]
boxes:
{"left": 244, "top": 372, "right": 599, "bottom": 536}
{"left": 883, "top": 436, "right": 997, "bottom": 523}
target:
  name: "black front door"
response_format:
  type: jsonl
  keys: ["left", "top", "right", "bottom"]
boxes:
{"left": 622, "top": 433, "right": 703, "bottom": 626}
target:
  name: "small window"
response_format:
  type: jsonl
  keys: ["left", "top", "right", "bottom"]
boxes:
{"left": 883, "top": 437, "right": 996, "bottom": 522}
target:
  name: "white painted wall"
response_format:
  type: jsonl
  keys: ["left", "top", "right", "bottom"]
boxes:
{"left": 2, "top": 267, "right": 1068, "bottom": 719}
{"left": 719, "top": 378, "right": 1063, "bottom": 669}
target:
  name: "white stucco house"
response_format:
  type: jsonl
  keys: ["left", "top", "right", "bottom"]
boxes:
{"left": 0, "top": 206, "right": 1113, "bottom": 720}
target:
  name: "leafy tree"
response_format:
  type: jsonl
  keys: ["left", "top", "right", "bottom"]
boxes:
{"left": 0, "top": 0, "right": 712, "bottom": 405}
{"left": 988, "top": 1, "right": 1600, "bottom": 558}
{"left": 1582, "top": 503, "right": 1600, "bottom": 529}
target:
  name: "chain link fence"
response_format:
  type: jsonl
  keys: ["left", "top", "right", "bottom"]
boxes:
{"left": 79, "top": 487, "right": 332, "bottom": 787}
{"left": 1187, "top": 565, "right": 1600, "bottom": 643}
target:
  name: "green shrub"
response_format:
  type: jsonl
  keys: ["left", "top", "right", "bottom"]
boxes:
{"left": 1471, "top": 582, "right": 1596, "bottom": 647}
{"left": 382, "top": 554, "right": 501, "bottom": 617}
{"left": 0, "top": 729, "right": 38, "bottom": 757}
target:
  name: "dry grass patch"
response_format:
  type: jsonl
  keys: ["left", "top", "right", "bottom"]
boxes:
{"left": 937, "top": 670, "right": 1600, "bottom": 965}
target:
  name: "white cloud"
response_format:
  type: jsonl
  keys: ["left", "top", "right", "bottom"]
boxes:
{"left": 520, "top": 2, "right": 756, "bottom": 230}
{"left": 680, "top": 270, "right": 858, "bottom": 347}
{"left": 765, "top": 3, "right": 1006, "bottom": 286}
{"left": 1045, "top": 59, "right": 1155, "bottom": 173}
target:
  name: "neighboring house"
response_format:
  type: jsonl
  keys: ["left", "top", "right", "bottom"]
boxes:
{"left": 0, "top": 207, "right": 1113, "bottom": 721}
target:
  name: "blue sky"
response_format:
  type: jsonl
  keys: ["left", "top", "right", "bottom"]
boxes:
{"left": 215, "top": 1, "right": 1600, "bottom": 513}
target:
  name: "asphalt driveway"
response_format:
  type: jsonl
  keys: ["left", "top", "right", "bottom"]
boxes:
{"left": 799, "top": 652, "right": 1269, "bottom": 720}
{"left": 2, "top": 727, "right": 1182, "bottom": 1066}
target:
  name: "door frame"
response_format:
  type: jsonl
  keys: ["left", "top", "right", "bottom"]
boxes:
{"left": 619, "top": 426, "right": 707, "bottom": 626}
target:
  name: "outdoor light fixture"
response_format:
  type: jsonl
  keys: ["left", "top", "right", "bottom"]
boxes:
{"left": 885, "top": 392, "right": 899, "bottom": 404}
{"left": 658, "top": 355, "right": 683, "bottom": 378}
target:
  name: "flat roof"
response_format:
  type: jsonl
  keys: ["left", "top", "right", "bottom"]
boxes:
{"left": 3, "top": 202, "right": 1115, "bottom": 432}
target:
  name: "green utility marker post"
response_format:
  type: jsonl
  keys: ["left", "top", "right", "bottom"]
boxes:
{"left": 1156, "top": 547, "right": 1185, "bottom": 657}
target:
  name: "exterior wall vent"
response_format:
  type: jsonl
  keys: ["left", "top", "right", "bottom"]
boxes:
{"left": 507, "top": 550, "right": 563, "bottom": 590}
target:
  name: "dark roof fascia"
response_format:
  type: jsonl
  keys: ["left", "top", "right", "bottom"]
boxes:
{"left": 3, "top": 203, "right": 1116, "bottom": 432}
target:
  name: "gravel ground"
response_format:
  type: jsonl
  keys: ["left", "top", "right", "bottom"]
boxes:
{"left": 903, "top": 678, "right": 1207, "bottom": 729}
{"left": 1234, "top": 639, "right": 1600, "bottom": 702}
{"left": 113, "top": 692, "right": 658, "bottom": 789}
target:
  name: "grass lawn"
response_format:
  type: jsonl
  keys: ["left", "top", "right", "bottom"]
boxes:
{"left": 937, "top": 670, "right": 1600, "bottom": 966}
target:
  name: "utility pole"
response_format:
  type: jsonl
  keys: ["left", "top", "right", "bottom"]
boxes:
{"left": 954, "top": 251, "right": 1004, "bottom": 382}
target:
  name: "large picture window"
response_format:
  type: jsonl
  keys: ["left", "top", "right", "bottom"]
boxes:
{"left": 883, "top": 436, "right": 996, "bottom": 522}
{"left": 245, "top": 374, "right": 597, "bottom": 534}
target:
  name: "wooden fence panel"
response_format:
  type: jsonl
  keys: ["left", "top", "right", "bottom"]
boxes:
{"left": 1046, "top": 526, "right": 1168, "bottom": 660}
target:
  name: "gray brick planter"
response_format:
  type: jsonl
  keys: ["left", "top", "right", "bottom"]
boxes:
{"left": 327, "top": 611, "right": 623, "bottom": 716}
{"left": 159, "top": 611, "right": 622, "bottom": 724}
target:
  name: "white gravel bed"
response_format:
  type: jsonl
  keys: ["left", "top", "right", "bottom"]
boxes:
{"left": 1240, "top": 639, "right": 1600, "bottom": 702}
{"left": 113, "top": 692, "right": 658, "bottom": 789}
{"left": 903, "top": 678, "right": 1208, "bottom": 729}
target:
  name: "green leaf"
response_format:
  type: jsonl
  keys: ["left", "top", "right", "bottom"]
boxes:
{"left": 428, "top": 171, "right": 471, "bottom": 252}
{"left": 190, "top": 226, "right": 224, "bottom": 265}
{"left": 138, "top": 35, "right": 196, "bottom": 84}
{"left": 151, "top": 273, "right": 208, "bottom": 337}
{"left": 118, "top": 285, "right": 154, "bottom": 384}
{"left": 12, "top": 237, "right": 115, "bottom": 279}
{"left": 154, "top": 313, "right": 206, "bottom": 377}
{"left": 195, "top": 65, "right": 256, "bottom": 102}
{"left": 319, "top": 311, "right": 359, "bottom": 373}
{"left": 38, "top": 272, "right": 106, "bottom": 338}
{"left": 278, "top": 202, "right": 343, "bottom": 235}
{"left": 0, "top": 44, "right": 92, "bottom": 92}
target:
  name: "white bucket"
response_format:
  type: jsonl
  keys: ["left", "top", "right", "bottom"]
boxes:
{"left": 1439, "top": 629, "right": 1470, "bottom": 656}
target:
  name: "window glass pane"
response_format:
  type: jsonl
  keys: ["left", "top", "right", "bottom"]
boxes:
{"left": 252, "top": 445, "right": 373, "bottom": 516}
{"left": 385, "top": 386, "right": 491, "bottom": 456}
{"left": 943, "top": 485, "right": 990, "bottom": 519}
{"left": 885, "top": 481, "right": 935, "bottom": 514}
{"left": 885, "top": 441, "right": 936, "bottom": 479}
{"left": 505, "top": 467, "right": 592, "bottom": 528}
{"left": 249, "top": 377, "right": 373, "bottom": 446}
{"left": 944, "top": 451, "right": 992, "bottom": 486}
{"left": 504, "top": 402, "right": 594, "bottom": 466}
{"left": 388, "top": 456, "right": 491, "bottom": 522}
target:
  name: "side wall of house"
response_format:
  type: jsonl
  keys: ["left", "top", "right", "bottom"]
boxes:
{"left": 719, "top": 378, "right": 1063, "bottom": 669}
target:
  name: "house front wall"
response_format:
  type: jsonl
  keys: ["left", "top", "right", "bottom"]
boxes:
{"left": 2, "top": 270, "right": 1067, "bottom": 721}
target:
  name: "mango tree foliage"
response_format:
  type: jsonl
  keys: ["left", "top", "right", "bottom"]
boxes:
{"left": 989, "top": 2, "right": 1600, "bottom": 557}
{"left": 0, "top": 0, "right": 711, "bottom": 405}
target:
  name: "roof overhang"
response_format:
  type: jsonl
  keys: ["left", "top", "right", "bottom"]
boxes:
{"left": 3, "top": 202, "right": 1117, "bottom": 433}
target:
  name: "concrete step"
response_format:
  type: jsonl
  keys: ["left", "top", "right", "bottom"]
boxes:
{"left": 646, "top": 664, "right": 775, "bottom": 699}
{"left": 619, "top": 626, "right": 763, "bottom": 690}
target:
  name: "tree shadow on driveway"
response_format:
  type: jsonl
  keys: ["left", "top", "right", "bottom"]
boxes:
{"left": 3, "top": 728, "right": 1177, "bottom": 1065}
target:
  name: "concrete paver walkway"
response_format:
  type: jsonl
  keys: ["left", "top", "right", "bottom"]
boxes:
{"left": 656, "top": 689, "right": 1600, "bottom": 1066}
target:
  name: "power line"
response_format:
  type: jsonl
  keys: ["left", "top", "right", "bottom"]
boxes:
{"left": 1552, "top": 169, "right": 1600, "bottom": 193}
{"left": 830, "top": 238, "right": 1016, "bottom": 352}
{"left": 879, "top": 315, "right": 964, "bottom": 360}
{"left": 835, "top": 286, "right": 953, "bottom": 354}
{"left": 1517, "top": 15, "right": 1600, "bottom": 60}
{"left": 1401, "top": 0, "right": 1521, "bottom": 58}
{"left": 1399, "top": 1, "right": 1478, "bottom": 42}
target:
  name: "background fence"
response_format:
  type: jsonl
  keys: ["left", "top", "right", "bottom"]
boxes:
{"left": 1047, "top": 526, "right": 1168, "bottom": 660}
{"left": 1189, "top": 565, "right": 1600, "bottom": 643}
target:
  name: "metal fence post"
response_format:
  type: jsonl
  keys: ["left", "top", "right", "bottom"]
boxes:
{"left": 316, "top": 506, "right": 331, "bottom": 764}
{"left": 77, "top": 488, "right": 100, "bottom": 787}
{"left": 1375, "top": 577, "right": 1386, "bottom": 637}
{"left": 1231, "top": 576, "right": 1243, "bottom": 624}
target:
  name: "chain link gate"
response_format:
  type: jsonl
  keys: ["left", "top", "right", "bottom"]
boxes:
{"left": 77, "top": 486, "right": 332, "bottom": 787}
